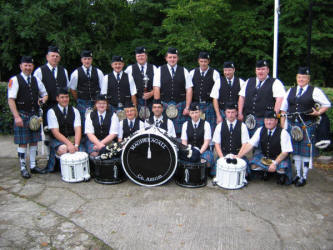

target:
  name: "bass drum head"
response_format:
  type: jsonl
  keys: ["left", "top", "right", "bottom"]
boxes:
{"left": 121, "top": 132, "right": 177, "bottom": 187}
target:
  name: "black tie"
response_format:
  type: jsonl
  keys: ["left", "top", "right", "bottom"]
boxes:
{"left": 257, "top": 81, "right": 262, "bottom": 89}
{"left": 228, "top": 80, "right": 232, "bottom": 87}
{"left": 100, "top": 115, "right": 104, "bottom": 125}
{"left": 230, "top": 123, "right": 233, "bottom": 133}
{"left": 52, "top": 67, "right": 56, "bottom": 77}
{"left": 201, "top": 71, "right": 205, "bottom": 77}
{"left": 171, "top": 67, "right": 175, "bottom": 78}
{"left": 130, "top": 120, "right": 133, "bottom": 129}
{"left": 86, "top": 69, "right": 90, "bottom": 79}
{"left": 117, "top": 73, "right": 120, "bottom": 82}
{"left": 268, "top": 130, "right": 272, "bottom": 141}
{"left": 141, "top": 66, "right": 144, "bottom": 76}
{"left": 63, "top": 107, "right": 67, "bottom": 117}
{"left": 297, "top": 88, "right": 303, "bottom": 98}
{"left": 27, "top": 76, "right": 31, "bottom": 85}
{"left": 194, "top": 123, "right": 197, "bottom": 129}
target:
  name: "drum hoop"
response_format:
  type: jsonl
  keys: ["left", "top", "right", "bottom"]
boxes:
{"left": 121, "top": 129, "right": 178, "bottom": 187}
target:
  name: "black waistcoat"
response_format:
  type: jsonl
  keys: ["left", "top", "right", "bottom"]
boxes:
{"left": 40, "top": 65, "right": 67, "bottom": 102}
{"left": 132, "top": 63, "right": 154, "bottom": 98}
{"left": 122, "top": 119, "right": 140, "bottom": 139}
{"left": 260, "top": 127, "right": 282, "bottom": 159}
{"left": 192, "top": 67, "right": 214, "bottom": 102}
{"left": 244, "top": 77, "right": 275, "bottom": 117}
{"left": 53, "top": 105, "right": 75, "bottom": 137}
{"left": 148, "top": 115, "right": 168, "bottom": 130}
{"left": 218, "top": 77, "right": 241, "bottom": 110}
{"left": 77, "top": 67, "right": 100, "bottom": 100}
{"left": 90, "top": 110, "right": 112, "bottom": 140}
{"left": 221, "top": 120, "right": 242, "bottom": 155}
{"left": 287, "top": 86, "right": 315, "bottom": 122}
{"left": 15, "top": 74, "right": 39, "bottom": 113}
{"left": 160, "top": 64, "right": 186, "bottom": 103}
{"left": 107, "top": 72, "right": 131, "bottom": 107}
{"left": 186, "top": 119, "right": 205, "bottom": 148}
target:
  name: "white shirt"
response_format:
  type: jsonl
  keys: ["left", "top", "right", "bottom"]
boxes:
{"left": 212, "top": 120, "right": 250, "bottom": 144}
{"left": 34, "top": 63, "right": 70, "bottom": 88}
{"left": 153, "top": 64, "right": 193, "bottom": 89}
{"left": 85, "top": 111, "right": 119, "bottom": 135}
{"left": 280, "top": 85, "right": 331, "bottom": 111}
{"left": 181, "top": 120, "right": 212, "bottom": 142}
{"left": 124, "top": 63, "right": 158, "bottom": 77}
{"left": 69, "top": 65, "right": 104, "bottom": 90}
{"left": 8, "top": 72, "right": 48, "bottom": 99}
{"left": 210, "top": 75, "right": 246, "bottom": 99}
{"left": 239, "top": 76, "right": 285, "bottom": 98}
{"left": 249, "top": 126, "right": 293, "bottom": 153}
{"left": 100, "top": 71, "right": 137, "bottom": 96}
{"left": 47, "top": 104, "right": 81, "bottom": 129}
{"left": 118, "top": 118, "right": 145, "bottom": 140}
{"left": 145, "top": 116, "right": 176, "bottom": 138}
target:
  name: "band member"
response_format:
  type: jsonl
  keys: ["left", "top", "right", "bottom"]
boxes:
{"left": 280, "top": 67, "right": 331, "bottom": 186}
{"left": 210, "top": 61, "right": 245, "bottom": 124}
{"left": 238, "top": 60, "right": 285, "bottom": 136}
{"left": 153, "top": 47, "right": 193, "bottom": 136}
{"left": 85, "top": 94, "right": 119, "bottom": 156}
{"left": 181, "top": 102, "right": 214, "bottom": 171}
{"left": 237, "top": 110, "right": 293, "bottom": 185}
{"left": 189, "top": 52, "right": 220, "bottom": 131}
{"left": 149, "top": 99, "right": 177, "bottom": 138}
{"left": 212, "top": 102, "right": 249, "bottom": 176}
{"left": 101, "top": 56, "right": 137, "bottom": 116}
{"left": 125, "top": 46, "right": 157, "bottom": 120}
{"left": 8, "top": 56, "right": 48, "bottom": 178}
{"left": 46, "top": 88, "right": 82, "bottom": 172}
{"left": 118, "top": 102, "right": 144, "bottom": 142}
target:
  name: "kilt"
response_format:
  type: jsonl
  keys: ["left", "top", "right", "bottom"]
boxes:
{"left": 247, "top": 116, "right": 265, "bottom": 137}
{"left": 219, "top": 109, "right": 226, "bottom": 119}
{"left": 77, "top": 99, "right": 94, "bottom": 129}
{"left": 137, "top": 98, "right": 152, "bottom": 121}
{"left": 287, "top": 120, "right": 318, "bottom": 157}
{"left": 14, "top": 111, "right": 41, "bottom": 145}
{"left": 198, "top": 102, "right": 216, "bottom": 132}
{"left": 201, "top": 150, "right": 215, "bottom": 169}
{"left": 162, "top": 101, "right": 188, "bottom": 135}
{"left": 250, "top": 153, "right": 292, "bottom": 184}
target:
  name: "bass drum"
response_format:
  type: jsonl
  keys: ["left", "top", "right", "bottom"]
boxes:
{"left": 121, "top": 127, "right": 177, "bottom": 187}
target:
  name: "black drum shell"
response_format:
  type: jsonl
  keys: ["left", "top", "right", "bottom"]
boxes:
{"left": 175, "top": 159, "right": 207, "bottom": 188}
{"left": 91, "top": 157, "right": 126, "bottom": 185}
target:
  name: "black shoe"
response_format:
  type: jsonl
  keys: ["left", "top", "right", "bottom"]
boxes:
{"left": 277, "top": 174, "right": 286, "bottom": 185}
{"left": 30, "top": 167, "right": 47, "bottom": 174}
{"left": 262, "top": 172, "right": 269, "bottom": 181}
{"left": 21, "top": 168, "right": 31, "bottom": 179}
{"left": 292, "top": 176, "right": 300, "bottom": 184}
{"left": 295, "top": 178, "right": 306, "bottom": 187}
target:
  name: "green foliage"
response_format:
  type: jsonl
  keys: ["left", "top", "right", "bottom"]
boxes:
{"left": 0, "top": 82, "right": 14, "bottom": 134}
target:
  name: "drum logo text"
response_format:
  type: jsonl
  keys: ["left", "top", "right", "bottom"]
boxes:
{"left": 130, "top": 138, "right": 167, "bottom": 150}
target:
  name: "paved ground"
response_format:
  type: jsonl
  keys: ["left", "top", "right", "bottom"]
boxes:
{"left": 0, "top": 135, "right": 333, "bottom": 249}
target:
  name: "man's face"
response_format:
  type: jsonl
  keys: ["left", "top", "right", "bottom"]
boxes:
{"left": 225, "top": 109, "right": 237, "bottom": 122}
{"left": 46, "top": 52, "right": 61, "bottom": 67}
{"left": 152, "top": 104, "right": 163, "bottom": 117}
{"left": 198, "top": 59, "right": 209, "bottom": 71}
{"left": 223, "top": 68, "right": 235, "bottom": 80}
{"left": 95, "top": 100, "right": 108, "bottom": 113}
{"left": 264, "top": 118, "right": 278, "bottom": 130}
{"left": 165, "top": 53, "right": 178, "bottom": 67}
{"left": 20, "top": 63, "right": 34, "bottom": 76}
{"left": 136, "top": 53, "right": 147, "bottom": 66}
{"left": 125, "top": 107, "right": 136, "bottom": 120}
{"left": 189, "top": 110, "right": 200, "bottom": 122}
{"left": 296, "top": 74, "right": 310, "bottom": 88}
{"left": 56, "top": 94, "right": 70, "bottom": 107}
{"left": 111, "top": 62, "right": 124, "bottom": 73}
{"left": 81, "top": 57, "right": 93, "bottom": 68}
{"left": 255, "top": 66, "right": 269, "bottom": 81}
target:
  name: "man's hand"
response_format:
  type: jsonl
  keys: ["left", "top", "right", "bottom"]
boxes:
{"left": 15, "top": 116, "right": 24, "bottom": 127}
{"left": 216, "top": 115, "right": 223, "bottom": 124}
{"left": 238, "top": 113, "right": 244, "bottom": 121}
{"left": 268, "top": 163, "right": 277, "bottom": 172}
{"left": 183, "top": 108, "right": 189, "bottom": 116}
{"left": 67, "top": 143, "right": 76, "bottom": 154}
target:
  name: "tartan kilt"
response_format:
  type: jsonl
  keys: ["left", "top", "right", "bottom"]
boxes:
{"left": 247, "top": 116, "right": 265, "bottom": 137}
{"left": 219, "top": 109, "right": 226, "bottom": 119}
{"left": 201, "top": 150, "right": 215, "bottom": 169}
{"left": 198, "top": 102, "right": 216, "bottom": 132}
{"left": 86, "top": 140, "right": 98, "bottom": 154}
{"left": 137, "top": 98, "right": 153, "bottom": 121}
{"left": 46, "top": 138, "right": 63, "bottom": 171}
{"left": 14, "top": 112, "right": 41, "bottom": 144}
{"left": 162, "top": 101, "right": 188, "bottom": 135}
{"left": 77, "top": 99, "right": 95, "bottom": 130}
{"left": 287, "top": 120, "right": 318, "bottom": 157}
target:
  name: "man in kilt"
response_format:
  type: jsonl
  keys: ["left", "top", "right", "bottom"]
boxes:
{"left": 46, "top": 88, "right": 82, "bottom": 172}
{"left": 125, "top": 46, "right": 157, "bottom": 121}
{"left": 85, "top": 94, "right": 119, "bottom": 157}
{"left": 237, "top": 110, "right": 293, "bottom": 185}
{"left": 280, "top": 67, "right": 331, "bottom": 186}
{"left": 153, "top": 47, "right": 193, "bottom": 136}
{"left": 8, "top": 56, "right": 48, "bottom": 178}
{"left": 238, "top": 60, "right": 285, "bottom": 136}
{"left": 189, "top": 52, "right": 220, "bottom": 132}
{"left": 211, "top": 61, "right": 245, "bottom": 124}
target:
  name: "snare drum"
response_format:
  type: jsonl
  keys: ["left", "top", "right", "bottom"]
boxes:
{"left": 121, "top": 127, "right": 177, "bottom": 187}
{"left": 91, "top": 157, "right": 126, "bottom": 184}
{"left": 175, "top": 159, "right": 207, "bottom": 188}
{"left": 60, "top": 152, "right": 90, "bottom": 183}
{"left": 214, "top": 157, "right": 247, "bottom": 189}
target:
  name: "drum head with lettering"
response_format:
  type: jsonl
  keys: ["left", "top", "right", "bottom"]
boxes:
{"left": 121, "top": 132, "right": 177, "bottom": 186}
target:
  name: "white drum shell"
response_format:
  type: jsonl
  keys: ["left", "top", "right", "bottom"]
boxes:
{"left": 60, "top": 152, "right": 90, "bottom": 183}
{"left": 215, "top": 158, "right": 247, "bottom": 189}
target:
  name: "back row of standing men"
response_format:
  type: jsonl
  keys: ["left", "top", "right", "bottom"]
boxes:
{"left": 8, "top": 45, "right": 331, "bottom": 186}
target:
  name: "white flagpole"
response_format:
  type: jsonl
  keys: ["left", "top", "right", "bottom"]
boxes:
{"left": 273, "top": 0, "right": 280, "bottom": 78}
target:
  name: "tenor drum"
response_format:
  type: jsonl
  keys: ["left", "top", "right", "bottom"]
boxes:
{"left": 60, "top": 152, "right": 90, "bottom": 183}
{"left": 121, "top": 127, "right": 177, "bottom": 187}
{"left": 91, "top": 157, "right": 126, "bottom": 185}
{"left": 175, "top": 159, "right": 207, "bottom": 188}
{"left": 214, "top": 157, "right": 247, "bottom": 189}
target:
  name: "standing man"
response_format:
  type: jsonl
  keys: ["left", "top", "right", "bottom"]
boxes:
{"left": 153, "top": 47, "right": 193, "bottom": 136}
{"left": 8, "top": 56, "right": 48, "bottom": 178}
{"left": 238, "top": 60, "right": 285, "bottom": 136}
{"left": 125, "top": 46, "right": 157, "bottom": 120}
{"left": 210, "top": 61, "right": 245, "bottom": 124}
{"left": 190, "top": 52, "right": 220, "bottom": 131}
